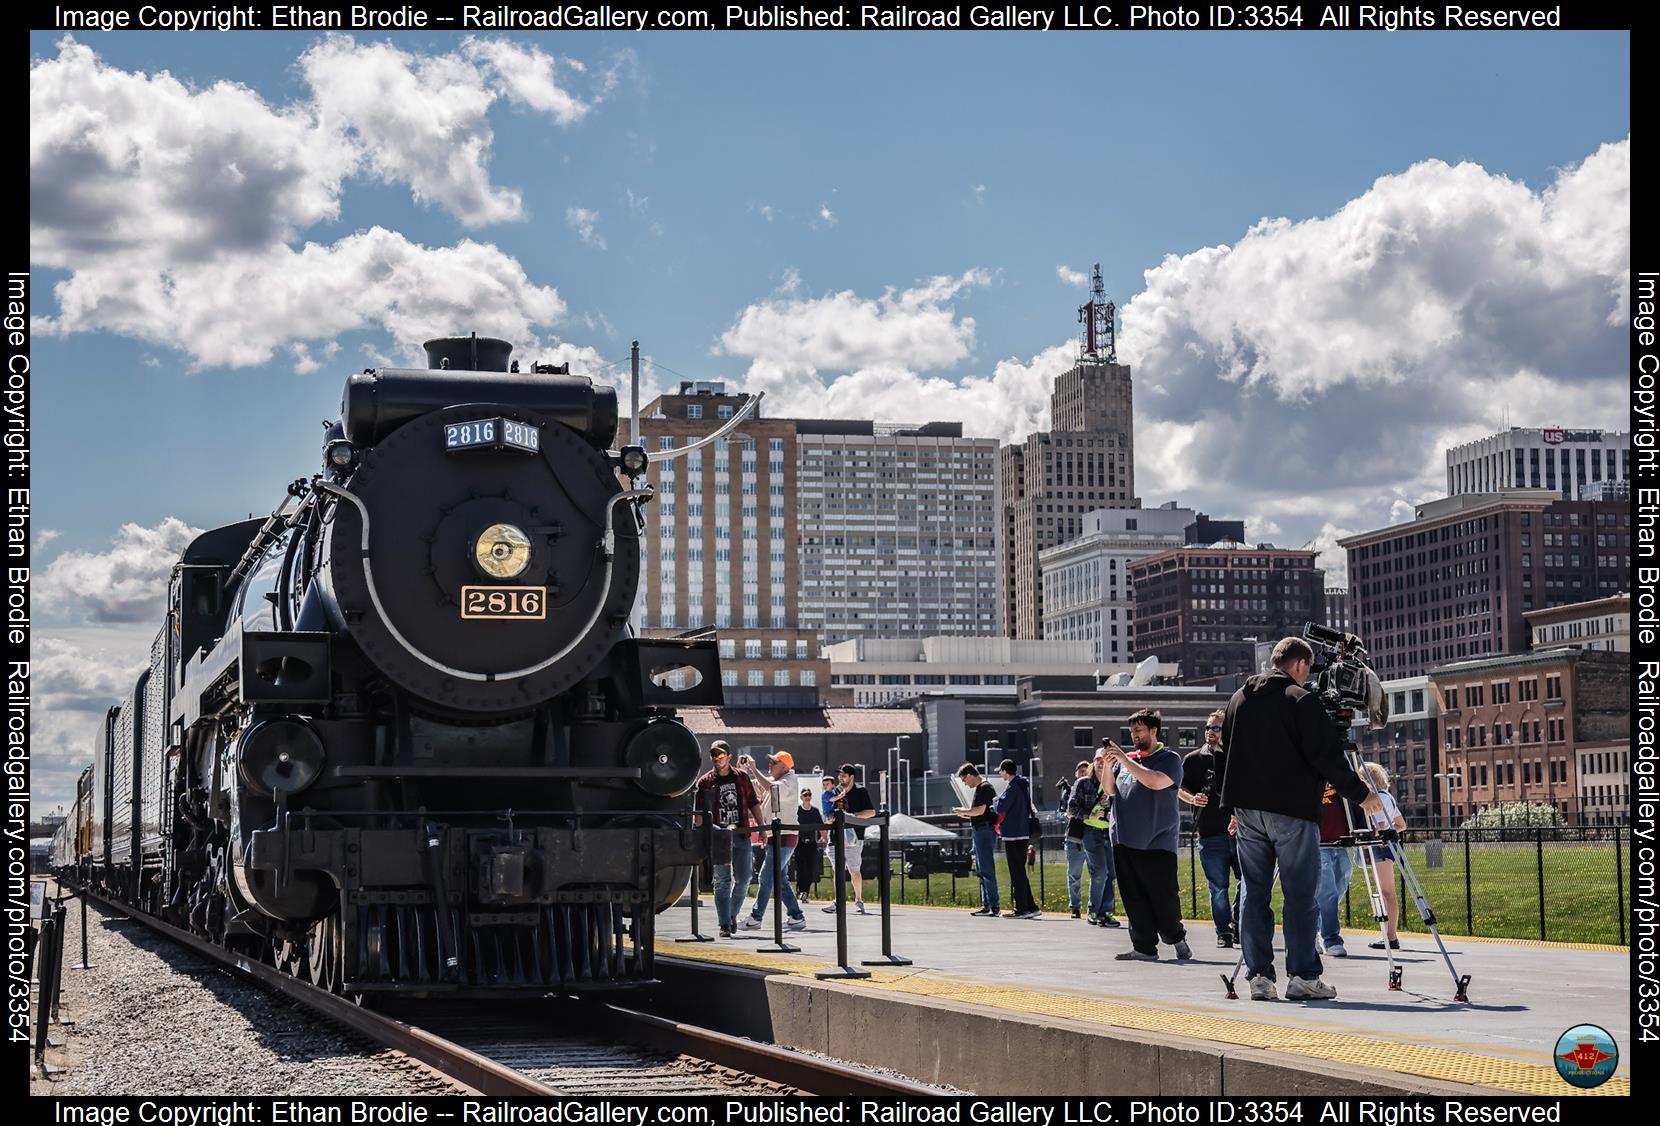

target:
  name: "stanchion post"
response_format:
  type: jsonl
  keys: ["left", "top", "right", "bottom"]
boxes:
{"left": 75, "top": 892, "right": 91, "bottom": 971}
{"left": 34, "top": 915, "right": 65, "bottom": 1074}
{"left": 757, "top": 818, "right": 799, "bottom": 954}
{"left": 675, "top": 861, "right": 714, "bottom": 944}
{"left": 862, "top": 811, "right": 910, "bottom": 967}
{"left": 816, "top": 811, "right": 868, "bottom": 979}
{"left": 50, "top": 902, "right": 73, "bottom": 1025}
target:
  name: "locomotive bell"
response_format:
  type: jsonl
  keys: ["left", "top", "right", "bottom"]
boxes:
{"left": 474, "top": 523, "right": 532, "bottom": 579}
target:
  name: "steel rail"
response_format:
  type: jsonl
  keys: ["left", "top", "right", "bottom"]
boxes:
{"left": 69, "top": 884, "right": 558, "bottom": 1096}
{"left": 596, "top": 1000, "right": 944, "bottom": 1096}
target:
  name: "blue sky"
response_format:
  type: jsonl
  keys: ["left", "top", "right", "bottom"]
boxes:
{"left": 27, "top": 29, "right": 1631, "bottom": 811}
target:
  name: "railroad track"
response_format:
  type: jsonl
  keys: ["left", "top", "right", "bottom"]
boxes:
{"left": 68, "top": 883, "right": 936, "bottom": 1096}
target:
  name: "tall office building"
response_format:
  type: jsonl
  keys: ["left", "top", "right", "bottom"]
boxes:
{"left": 1341, "top": 491, "right": 1632, "bottom": 679}
{"left": 1001, "top": 284, "right": 1138, "bottom": 638}
{"left": 1446, "top": 428, "right": 1629, "bottom": 499}
{"left": 1038, "top": 504, "right": 1195, "bottom": 664}
{"left": 638, "top": 384, "right": 1005, "bottom": 701}
{"left": 796, "top": 420, "right": 1000, "bottom": 643}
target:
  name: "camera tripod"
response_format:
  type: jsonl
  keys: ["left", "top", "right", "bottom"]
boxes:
{"left": 1219, "top": 752, "right": 1470, "bottom": 1003}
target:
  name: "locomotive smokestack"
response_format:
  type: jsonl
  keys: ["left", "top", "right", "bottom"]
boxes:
{"left": 423, "top": 333, "right": 513, "bottom": 373}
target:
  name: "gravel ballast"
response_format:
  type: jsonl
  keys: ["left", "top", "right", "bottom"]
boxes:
{"left": 29, "top": 887, "right": 463, "bottom": 1096}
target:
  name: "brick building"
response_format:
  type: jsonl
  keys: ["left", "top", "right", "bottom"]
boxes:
{"left": 1428, "top": 648, "right": 1628, "bottom": 825}
{"left": 1351, "top": 675, "right": 1441, "bottom": 824}
{"left": 1341, "top": 491, "right": 1631, "bottom": 679}
{"left": 1127, "top": 546, "right": 1325, "bottom": 685}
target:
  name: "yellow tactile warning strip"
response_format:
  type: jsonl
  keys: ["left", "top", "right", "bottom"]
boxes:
{"left": 656, "top": 939, "right": 1629, "bottom": 1097}
{"left": 889, "top": 902, "right": 1631, "bottom": 952}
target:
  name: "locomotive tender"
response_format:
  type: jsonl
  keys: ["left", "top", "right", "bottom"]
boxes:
{"left": 55, "top": 336, "right": 729, "bottom": 995}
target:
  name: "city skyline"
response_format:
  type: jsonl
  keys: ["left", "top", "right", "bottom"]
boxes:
{"left": 26, "top": 29, "right": 1632, "bottom": 811}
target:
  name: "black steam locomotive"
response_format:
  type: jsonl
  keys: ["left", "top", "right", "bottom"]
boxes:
{"left": 58, "top": 336, "right": 723, "bottom": 995}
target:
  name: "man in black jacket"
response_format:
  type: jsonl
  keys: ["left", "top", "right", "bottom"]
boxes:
{"left": 1221, "top": 637, "right": 1382, "bottom": 1001}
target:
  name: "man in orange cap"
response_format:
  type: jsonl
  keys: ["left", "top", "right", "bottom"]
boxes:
{"left": 740, "top": 750, "right": 807, "bottom": 932}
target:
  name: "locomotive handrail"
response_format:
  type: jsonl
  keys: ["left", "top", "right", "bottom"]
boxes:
{"left": 315, "top": 481, "right": 652, "bottom": 684}
{"left": 635, "top": 391, "right": 762, "bottom": 463}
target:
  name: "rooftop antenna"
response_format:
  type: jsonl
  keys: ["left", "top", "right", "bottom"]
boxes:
{"left": 1077, "top": 263, "right": 1117, "bottom": 362}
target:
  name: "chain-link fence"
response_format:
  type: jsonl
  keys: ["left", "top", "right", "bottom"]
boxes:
{"left": 788, "top": 821, "right": 1630, "bottom": 946}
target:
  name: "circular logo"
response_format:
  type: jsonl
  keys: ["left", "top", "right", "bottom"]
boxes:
{"left": 1553, "top": 1024, "right": 1618, "bottom": 1089}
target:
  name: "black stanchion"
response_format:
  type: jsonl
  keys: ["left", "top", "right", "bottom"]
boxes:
{"left": 50, "top": 903, "right": 73, "bottom": 1027}
{"left": 861, "top": 810, "right": 911, "bottom": 967}
{"left": 73, "top": 891, "right": 91, "bottom": 971}
{"left": 34, "top": 916, "right": 64, "bottom": 1076}
{"left": 816, "top": 811, "right": 869, "bottom": 980}
{"left": 676, "top": 863, "right": 714, "bottom": 944}
{"left": 756, "top": 819, "right": 800, "bottom": 954}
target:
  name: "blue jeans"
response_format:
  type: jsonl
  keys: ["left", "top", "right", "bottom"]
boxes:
{"left": 1081, "top": 827, "right": 1116, "bottom": 917}
{"left": 749, "top": 841, "right": 802, "bottom": 921}
{"left": 1316, "top": 847, "right": 1354, "bottom": 950}
{"left": 1198, "top": 832, "right": 1243, "bottom": 936}
{"left": 971, "top": 825, "right": 1000, "bottom": 912}
{"left": 712, "top": 836, "right": 755, "bottom": 930}
{"left": 1065, "top": 838, "right": 1087, "bottom": 911}
{"left": 1235, "top": 808, "right": 1323, "bottom": 983}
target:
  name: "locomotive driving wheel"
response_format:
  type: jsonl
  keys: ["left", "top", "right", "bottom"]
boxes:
{"left": 306, "top": 913, "right": 344, "bottom": 993}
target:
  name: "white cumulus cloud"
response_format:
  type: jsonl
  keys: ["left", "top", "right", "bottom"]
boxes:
{"left": 37, "top": 518, "right": 202, "bottom": 624}
{"left": 1056, "top": 265, "right": 1088, "bottom": 287}
{"left": 30, "top": 36, "right": 613, "bottom": 368}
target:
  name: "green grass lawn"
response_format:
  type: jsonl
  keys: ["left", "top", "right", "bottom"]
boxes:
{"left": 852, "top": 840, "right": 1628, "bottom": 946}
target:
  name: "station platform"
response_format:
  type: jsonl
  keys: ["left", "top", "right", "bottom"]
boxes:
{"left": 652, "top": 895, "right": 1630, "bottom": 1097}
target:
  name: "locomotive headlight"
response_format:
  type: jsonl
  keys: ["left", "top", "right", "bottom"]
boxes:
{"left": 474, "top": 523, "right": 532, "bottom": 579}
{"left": 325, "top": 439, "right": 357, "bottom": 470}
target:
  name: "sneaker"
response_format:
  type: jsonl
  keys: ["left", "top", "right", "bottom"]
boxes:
{"left": 718, "top": 926, "right": 732, "bottom": 938}
{"left": 1087, "top": 914, "right": 1100, "bottom": 926}
{"left": 739, "top": 915, "right": 762, "bottom": 930}
{"left": 1115, "top": 949, "right": 1158, "bottom": 961}
{"left": 1174, "top": 941, "right": 1193, "bottom": 960}
{"left": 1368, "top": 938, "right": 1401, "bottom": 950}
{"left": 821, "top": 904, "right": 839, "bottom": 914}
{"left": 1071, "top": 907, "right": 1081, "bottom": 919}
{"left": 785, "top": 916, "right": 807, "bottom": 932}
{"left": 1216, "top": 931, "right": 1235, "bottom": 949}
{"left": 1100, "top": 915, "right": 1121, "bottom": 928}
{"left": 1286, "top": 976, "right": 1338, "bottom": 1000}
{"left": 855, "top": 901, "right": 868, "bottom": 915}
{"left": 970, "top": 907, "right": 993, "bottom": 917}
{"left": 1248, "top": 974, "right": 1278, "bottom": 1001}
{"left": 1324, "top": 941, "right": 1349, "bottom": 958}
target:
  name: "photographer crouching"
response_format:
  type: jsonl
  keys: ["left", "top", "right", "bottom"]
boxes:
{"left": 1220, "top": 637, "right": 1382, "bottom": 1001}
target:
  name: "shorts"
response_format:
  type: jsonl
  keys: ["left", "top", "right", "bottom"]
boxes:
{"left": 841, "top": 829, "right": 865, "bottom": 869}
{"left": 1368, "top": 845, "right": 1395, "bottom": 865}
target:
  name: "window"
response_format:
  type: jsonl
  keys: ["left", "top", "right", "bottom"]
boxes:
{"left": 800, "top": 670, "right": 817, "bottom": 687}
{"left": 745, "top": 640, "right": 762, "bottom": 659}
{"left": 747, "top": 670, "right": 765, "bottom": 686}
{"left": 718, "top": 639, "right": 735, "bottom": 659}
{"left": 718, "top": 405, "right": 735, "bottom": 419}
{"left": 658, "top": 436, "right": 675, "bottom": 451}
{"left": 1073, "top": 727, "right": 1094, "bottom": 748}
{"left": 774, "top": 670, "right": 791, "bottom": 687}
{"left": 686, "top": 404, "right": 703, "bottom": 420}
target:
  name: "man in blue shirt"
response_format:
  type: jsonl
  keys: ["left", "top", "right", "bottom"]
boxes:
{"left": 1104, "top": 709, "right": 1191, "bottom": 962}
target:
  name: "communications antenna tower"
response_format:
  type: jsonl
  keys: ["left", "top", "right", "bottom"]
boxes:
{"left": 1077, "top": 263, "right": 1116, "bottom": 362}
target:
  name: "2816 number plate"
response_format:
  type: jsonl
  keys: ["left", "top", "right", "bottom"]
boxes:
{"left": 461, "top": 585, "right": 546, "bottom": 620}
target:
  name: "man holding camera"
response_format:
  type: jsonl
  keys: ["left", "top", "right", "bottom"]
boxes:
{"left": 1220, "top": 637, "right": 1382, "bottom": 1001}
{"left": 1103, "top": 710, "right": 1188, "bottom": 960}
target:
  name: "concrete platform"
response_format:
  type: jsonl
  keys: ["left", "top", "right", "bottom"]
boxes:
{"left": 653, "top": 895, "right": 1630, "bottom": 1097}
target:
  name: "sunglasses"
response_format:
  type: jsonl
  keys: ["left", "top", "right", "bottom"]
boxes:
{"left": 1205, "top": 725, "right": 1223, "bottom": 732}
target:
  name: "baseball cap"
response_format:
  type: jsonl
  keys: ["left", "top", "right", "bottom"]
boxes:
{"left": 768, "top": 751, "right": 795, "bottom": 770}
{"left": 838, "top": 762, "right": 857, "bottom": 777}
{"left": 710, "top": 740, "right": 731, "bottom": 757}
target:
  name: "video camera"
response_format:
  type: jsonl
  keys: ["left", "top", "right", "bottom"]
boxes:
{"left": 1301, "top": 622, "right": 1388, "bottom": 732}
